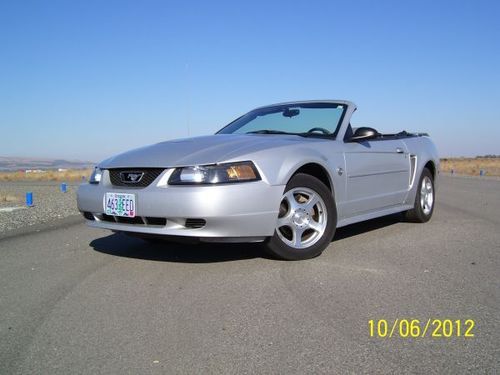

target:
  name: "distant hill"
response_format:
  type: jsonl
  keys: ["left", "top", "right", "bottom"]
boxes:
{"left": 0, "top": 156, "right": 95, "bottom": 171}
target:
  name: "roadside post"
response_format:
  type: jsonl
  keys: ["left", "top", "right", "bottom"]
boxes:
{"left": 60, "top": 182, "right": 67, "bottom": 193}
{"left": 26, "top": 192, "right": 34, "bottom": 207}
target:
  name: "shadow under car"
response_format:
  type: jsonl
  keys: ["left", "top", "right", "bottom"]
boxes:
{"left": 90, "top": 213, "right": 404, "bottom": 263}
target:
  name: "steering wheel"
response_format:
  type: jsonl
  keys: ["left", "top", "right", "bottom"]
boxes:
{"left": 306, "top": 127, "right": 331, "bottom": 135}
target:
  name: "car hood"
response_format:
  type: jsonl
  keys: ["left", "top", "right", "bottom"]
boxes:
{"left": 99, "top": 134, "right": 321, "bottom": 168}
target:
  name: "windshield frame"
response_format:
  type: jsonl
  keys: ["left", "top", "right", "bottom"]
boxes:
{"left": 216, "top": 101, "right": 348, "bottom": 139}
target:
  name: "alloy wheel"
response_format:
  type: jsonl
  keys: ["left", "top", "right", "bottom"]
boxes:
{"left": 276, "top": 187, "right": 328, "bottom": 249}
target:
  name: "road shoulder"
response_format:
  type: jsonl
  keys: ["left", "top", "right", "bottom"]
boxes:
{"left": 0, "top": 214, "right": 84, "bottom": 242}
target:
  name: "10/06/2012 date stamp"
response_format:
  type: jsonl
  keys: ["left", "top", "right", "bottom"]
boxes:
{"left": 369, "top": 319, "right": 475, "bottom": 338}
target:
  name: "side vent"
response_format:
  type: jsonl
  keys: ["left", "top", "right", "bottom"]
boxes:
{"left": 185, "top": 218, "right": 207, "bottom": 229}
{"left": 145, "top": 217, "right": 167, "bottom": 226}
{"left": 409, "top": 154, "right": 417, "bottom": 188}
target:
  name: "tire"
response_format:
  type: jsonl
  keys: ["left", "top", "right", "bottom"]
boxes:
{"left": 405, "top": 168, "right": 435, "bottom": 223}
{"left": 265, "top": 173, "right": 336, "bottom": 260}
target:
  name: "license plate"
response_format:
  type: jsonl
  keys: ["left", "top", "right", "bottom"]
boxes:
{"left": 104, "top": 193, "right": 136, "bottom": 217}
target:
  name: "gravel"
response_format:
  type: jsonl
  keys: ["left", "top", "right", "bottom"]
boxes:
{"left": 0, "top": 182, "right": 81, "bottom": 233}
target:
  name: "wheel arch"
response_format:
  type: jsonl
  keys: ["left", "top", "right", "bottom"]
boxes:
{"left": 405, "top": 158, "right": 438, "bottom": 208}
{"left": 423, "top": 160, "right": 436, "bottom": 179}
{"left": 289, "top": 162, "right": 335, "bottom": 198}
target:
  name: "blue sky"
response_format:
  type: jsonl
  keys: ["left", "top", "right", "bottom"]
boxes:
{"left": 1, "top": 0, "right": 499, "bottom": 161}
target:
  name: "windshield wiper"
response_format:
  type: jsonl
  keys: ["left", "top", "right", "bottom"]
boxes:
{"left": 246, "top": 130, "right": 332, "bottom": 138}
{"left": 295, "top": 132, "right": 332, "bottom": 138}
{"left": 246, "top": 130, "right": 294, "bottom": 135}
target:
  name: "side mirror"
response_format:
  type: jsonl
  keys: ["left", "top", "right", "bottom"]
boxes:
{"left": 282, "top": 108, "right": 300, "bottom": 118}
{"left": 349, "top": 127, "right": 379, "bottom": 142}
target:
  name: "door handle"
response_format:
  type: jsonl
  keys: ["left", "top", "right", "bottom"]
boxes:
{"left": 396, "top": 148, "right": 404, "bottom": 154}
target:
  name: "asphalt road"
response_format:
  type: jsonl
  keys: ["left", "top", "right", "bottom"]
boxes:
{"left": 1, "top": 175, "right": 499, "bottom": 374}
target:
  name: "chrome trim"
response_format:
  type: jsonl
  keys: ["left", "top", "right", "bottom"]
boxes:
{"left": 348, "top": 169, "right": 408, "bottom": 178}
{"left": 409, "top": 154, "right": 418, "bottom": 188}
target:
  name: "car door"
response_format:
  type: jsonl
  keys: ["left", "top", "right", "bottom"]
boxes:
{"left": 343, "top": 138, "right": 410, "bottom": 217}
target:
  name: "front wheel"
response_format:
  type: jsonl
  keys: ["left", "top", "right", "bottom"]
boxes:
{"left": 265, "top": 173, "right": 336, "bottom": 260}
{"left": 405, "top": 168, "right": 435, "bottom": 222}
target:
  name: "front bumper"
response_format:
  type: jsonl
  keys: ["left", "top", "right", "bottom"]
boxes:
{"left": 77, "top": 170, "right": 284, "bottom": 240}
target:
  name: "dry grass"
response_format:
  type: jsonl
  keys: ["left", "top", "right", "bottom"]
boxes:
{"left": 0, "top": 169, "right": 92, "bottom": 182}
{"left": 0, "top": 192, "right": 21, "bottom": 203}
{"left": 0, "top": 160, "right": 498, "bottom": 182}
{"left": 440, "top": 158, "right": 500, "bottom": 177}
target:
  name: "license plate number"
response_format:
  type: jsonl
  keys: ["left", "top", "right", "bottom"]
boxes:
{"left": 105, "top": 193, "right": 136, "bottom": 217}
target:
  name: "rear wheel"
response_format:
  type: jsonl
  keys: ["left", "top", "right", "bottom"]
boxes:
{"left": 405, "top": 168, "right": 435, "bottom": 222}
{"left": 265, "top": 173, "right": 336, "bottom": 260}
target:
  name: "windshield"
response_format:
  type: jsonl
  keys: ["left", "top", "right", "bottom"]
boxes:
{"left": 217, "top": 102, "right": 346, "bottom": 137}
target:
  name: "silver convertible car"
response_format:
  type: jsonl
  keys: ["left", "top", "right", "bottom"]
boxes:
{"left": 78, "top": 100, "right": 438, "bottom": 260}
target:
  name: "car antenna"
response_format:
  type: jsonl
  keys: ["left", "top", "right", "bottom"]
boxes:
{"left": 185, "top": 62, "right": 191, "bottom": 137}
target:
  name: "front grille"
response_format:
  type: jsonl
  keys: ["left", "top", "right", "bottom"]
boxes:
{"left": 116, "top": 216, "right": 144, "bottom": 225}
{"left": 185, "top": 218, "right": 207, "bottom": 229}
{"left": 146, "top": 217, "right": 167, "bottom": 226}
{"left": 101, "top": 214, "right": 115, "bottom": 222}
{"left": 108, "top": 168, "right": 164, "bottom": 188}
{"left": 99, "top": 214, "right": 166, "bottom": 227}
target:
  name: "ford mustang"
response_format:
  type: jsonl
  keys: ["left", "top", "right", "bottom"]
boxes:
{"left": 77, "top": 100, "right": 439, "bottom": 260}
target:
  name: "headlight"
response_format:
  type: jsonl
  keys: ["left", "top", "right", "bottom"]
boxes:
{"left": 168, "top": 161, "right": 260, "bottom": 185}
{"left": 89, "top": 167, "right": 102, "bottom": 184}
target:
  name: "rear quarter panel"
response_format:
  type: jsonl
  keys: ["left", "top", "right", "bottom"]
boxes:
{"left": 402, "top": 136, "right": 440, "bottom": 204}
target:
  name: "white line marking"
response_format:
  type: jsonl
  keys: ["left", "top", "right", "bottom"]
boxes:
{"left": 0, "top": 206, "right": 27, "bottom": 212}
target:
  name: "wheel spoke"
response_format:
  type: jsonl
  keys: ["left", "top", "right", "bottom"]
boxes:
{"left": 284, "top": 190, "right": 300, "bottom": 212}
{"left": 277, "top": 215, "right": 292, "bottom": 229}
{"left": 308, "top": 220, "right": 323, "bottom": 233}
{"left": 303, "top": 193, "right": 320, "bottom": 213}
{"left": 292, "top": 227, "right": 305, "bottom": 247}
